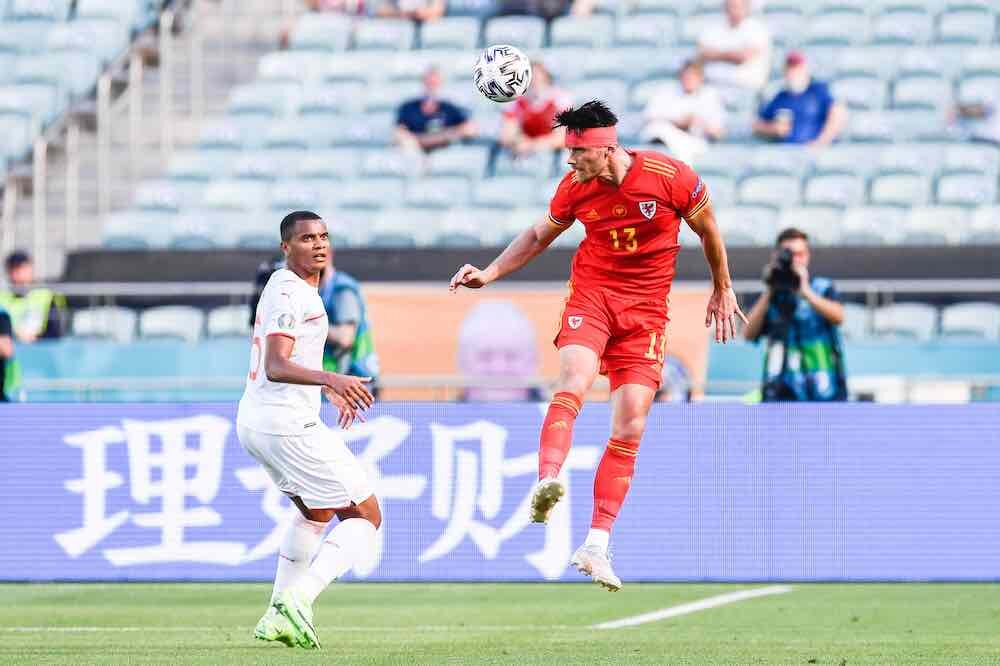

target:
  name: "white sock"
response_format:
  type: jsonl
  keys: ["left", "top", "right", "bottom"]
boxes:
{"left": 295, "top": 518, "right": 377, "bottom": 605}
{"left": 585, "top": 528, "right": 610, "bottom": 552}
{"left": 270, "top": 513, "right": 328, "bottom": 604}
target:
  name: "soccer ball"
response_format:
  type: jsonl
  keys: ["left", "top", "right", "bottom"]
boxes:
{"left": 473, "top": 45, "right": 532, "bottom": 103}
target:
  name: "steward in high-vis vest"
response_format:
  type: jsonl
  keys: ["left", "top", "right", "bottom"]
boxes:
{"left": 319, "top": 263, "right": 380, "bottom": 395}
{"left": 1, "top": 251, "right": 66, "bottom": 343}
{"left": 0, "top": 303, "right": 22, "bottom": 401}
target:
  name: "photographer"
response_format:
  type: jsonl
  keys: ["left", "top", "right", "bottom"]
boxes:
{"left": 743, "top": 228, "right": 847, "bottom": 402}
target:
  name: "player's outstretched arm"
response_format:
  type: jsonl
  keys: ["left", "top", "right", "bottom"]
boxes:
{"left": 685, "top": 202, "right": 749, "bottom": 344}
{"left": 449, "top": 216, "right": 566, "bottom": 291}
{"left": 265, "top": 334, "right": 374, "bottom": 409}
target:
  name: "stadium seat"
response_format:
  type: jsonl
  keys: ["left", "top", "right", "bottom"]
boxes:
{"left": 139, "top": 306, "right": 205, "bottom": 344}
{"left": 65, "top": 18, "right": 130, "bottom": 65}
{"left": 7, "top": 0, "right": 71, "bottom": 21}
{"left": 232, "top": 151, "right": 283, "bottom": 182}
{"left": 803, "top": 9, "right": 869, "bottom": 46}
{"left": 361, "top": 149, "right": 411, "bottom": 180}
{"left": 419, "top": 17, "right": 480, "bottom": 50}
{"left": 872, "top": 8, "right": 933, "bottom": 45}
{"left": 869, "top": 173, "right": 930, "bottom": 206}
{"left": 335, "top": 178, "right": 406, "bottom": 208}
{"left": 269, "top": 180, "right": 324, "bottom": 212}
{"left": 615, "top": 15, "right": 677, "bottom": 47}
{"left": 840, "top": 302, "right": 870, "bottom": 341}
{"left": 366, "top": 82, "right": 423, "bottom": 112}
{"left": 354, "top": 18, "right": 416, "bottom": 51}
{"left": 942, "top": 144, "right": 999, "bottom": 178}
{"left": 102, "top": 210, "right": 173, "bottom": 248}
{"left": 763, "top": 8, "right": 805, "bottom": 48}
{"left": 257, "top": 52, "right": 324, "bottom": 85}
{"left": 369, "top": 208, "right": 439, "bottom": 247}
{"left": 803, "top": 174, "right": 866, "bottom": 208}
{"left": 896, "top": 46, "right": 964, "bottom": 80}
{"left": 324, "top": 112, "right": 395, "bottom": 148}
{"left": 227, "top": 82, "right": 300, "bottom": 118}
{"left": 937, "top": 8, "right": 995, "bottom": 45}
{"left": 705, "top": 176, "right": 737, "bottom": 208}
{"left": 832, "top": 75, "right": 888, "bottom": 111}
{"left": 632, "top": 0, "right": 682, "bottom": 15}
{"left": 72, "top": 306, "right": 137, "bottom": 343}
{"left": 297, "top": 84, "right": 365, "bottom": 116}
{"left": 940, "top": 302, "right": 1000, "bottom": 340}
{"left": 936, "top": 174, "right": 998, "bottom": 207}
{"left": 15, "top": 50, "right": 100, "bottom": 99}
{"left": 289, "top": 13, "right": 353, "bottom": 52}
{"left": 840, "top": 206, "right": 905, "bottom": 245}
{"left": 294, "top": 149, "right": 359, "bottom": 181}
{"left": 960, "top": 48, "right": 1000, "bottom": 78}
{"left": 550, "top": 15, "right": 615, "bottom": 48}
{"left": 969, "top": 205, "right": 1000, "bottom": 240}
{"left": 745, "top": 146, "right": 813, "bottom": 179}
{"left": 404, "top": 177, "right": 471, "bottom": 208}
{"left": 833, "top": 46, "right": 897, "bottom": 80}
{"left": 0, "top": 22, "right": 51, "bottom": 54}
{"left": 0, "top": 115, "right": 32, "bottom": 162}
{"left": 434, "top": 207, "right": 490, "bottom": 247}
{"left": 891, "top": 74, "right": 952, "bottom": 111}
{"left": 715, "top": 206, "right": 778, "bottom": 246}
{"left": 777, "top": 206, "right": 843, "bottom": 245}
{"left": 738, "top": 174, "right": 801, "bottom": 209}
{"left": 168, "top": 211, "right": 221, "bottom": 249}
{"left": 876, "top": 143, "right": 940, "bottom": 178}
{"left": 474, "top": 176, "right": 537, "bottom": 208}
{"left": 493, "top": 151, "right": 555, "bottom": 179}
{"left": 484, "top": 16, "right": 545, "bottom": 50}
{"left": 902, "top": 205, "right": 969, "bottom": 245}
{"left": 426, "top": 145, "right": 489, "bottom": 179}
{"left": 573, "top": 78, "right": 629, "bottom": 115}
{"left": 207, "top": 305, "right": 251, "bottom": 339}
{"left": 202, "top": 180, "right": 269, "bottom": 211}
{"left": 134, "top": 179, "right": 203, "bottom": 212}
{"left": 893, "top": 109, "right": 950, "bottom": 142}
{"left": 76, "top": 0, "right": 139, "bottom": 26}
{"left": 845, "top": 111, "right": 895, "bottom": 142}
{"left": 872, "top": 303, "right": 938, "bottom": 341}
{"left": 957, "top": 74, "right": 1000, "bottom": 105}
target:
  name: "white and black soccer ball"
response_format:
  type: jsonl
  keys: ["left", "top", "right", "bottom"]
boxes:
{"left": 473, "top": 44, "right": 532, "bottom": 103}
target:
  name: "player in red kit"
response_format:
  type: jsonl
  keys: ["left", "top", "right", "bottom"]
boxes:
{"left": 449, "top": 101, "right": 747, "bottom": 591}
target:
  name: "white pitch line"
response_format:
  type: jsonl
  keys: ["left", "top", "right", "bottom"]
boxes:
{"left": 592, "top": 585, "right": 794, "bottom": 630}
{"left": 0, "top": 625, "right": 577, "bottom": 633}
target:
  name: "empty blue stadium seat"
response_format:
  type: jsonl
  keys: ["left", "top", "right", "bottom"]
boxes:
{"left": 354, "top": 18, "right": 416, "bottom": 51}
{"left": 777, "top": 206, "right": 844, "bottom": 245}
{"left": 615, "top": 14, "right": 676, "bottom": 47}
{"left": 936, "top": 173, "right": 998, "bottom": 207}
{"left": 7, "top": 0, "right": 70, "bottom": 21}
{"left": 873, "top": 303, "right": 938, "bottom": 341}
{"left": 832, "top": 75, "right": 887, "bottom": 111}
{"left": 289, "top": 13, "right": 353, "bottom": 52}
{"left": 294, "top": 148, "right": 359, "bottom": 181}
{"left": 892, "top": 74, "right": 952, "bottom": 111}
{"left": 873, "top": 8, "right": 933, "bottom": 45}
{"left": 420, "top": 16, "right": 479, "bottom": 50}
{"left": 335, "top": 178, "right": 406, "bottom": 208}
{"left": 268, "top": 180, "right": 324, "bottom": 212}
{"left": 869, "top": 173, "right": 931, "bottom": 206}
{"left": 804, "top": 9, "right": 868, "bottom": 46}
{"left": 0, "top": 22, "right": 51, "bottom": 53}
{"left": 941, "top": 302, "right": 1000, "bottom": 340}
{"left": 361, "top": 148, "right": 410, "bottom": 179}
{"left": 426, "top": 145, "right": 489, "bottom": 178}
{"left": 937, "top": 8, "right": 995, "bottom": 45}
{"left": 550, "top": 15, "right": 615, "bottom": 48}
{"left": 202, "top": 180, "right": 269, "bottom": 211}
{"left": 484, "top": 16, "right": 545, "bottom": 50}
{"left": 841, "top": 206, "right": 905, "bottom": 245}
{"left": 227, "top": 82, "right": 300, "bottom": 118}
{"left": 257, "top": 52, "right": 323, "bottom": 85}
{"left": 738, "top": 174, "right": 801, "bottom": 209}
{"left": 474, "top": 176, "right": 537, "bottom": 208}
{"left": 804, "top": 174, "right": 866, "bottom": 207}
{"left": 405, "top": 177, "right": 471, "bottom": 208}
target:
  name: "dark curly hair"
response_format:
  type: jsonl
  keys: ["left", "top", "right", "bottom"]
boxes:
{"left": 553, "top": 100, "right": 619, "bottom": 132}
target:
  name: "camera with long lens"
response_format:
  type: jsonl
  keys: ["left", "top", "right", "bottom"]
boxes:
{"left": 764, "top": 247, "right": 801, "bottom": 292}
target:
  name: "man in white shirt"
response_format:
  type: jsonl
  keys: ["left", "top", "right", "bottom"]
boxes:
{"left": 697, "top": 0, "right": 772, "bottom": 91}
{"left": 642, "top": 59, "right": 726, "bottom": 164}
{"left": 237, "top": 210, "right": 377, "bottom": 650}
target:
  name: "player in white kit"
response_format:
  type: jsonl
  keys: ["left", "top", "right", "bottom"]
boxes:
{"left": 237, "top": 211, "right": 379, "bottom": 650}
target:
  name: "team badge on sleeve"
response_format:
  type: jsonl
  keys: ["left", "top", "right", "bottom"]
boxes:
{"left": 568, "top": 316, "right": 583, "bottom": 329}
{"left": 277, "top": 313, "right": 296, "bottom": 330}
{"left": 639, "top": 201, "right": 657, "bottom": 219}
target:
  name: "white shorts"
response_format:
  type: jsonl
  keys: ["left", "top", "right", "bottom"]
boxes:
{"left": 237, "top": 421, "right": 373, "bottom": 510}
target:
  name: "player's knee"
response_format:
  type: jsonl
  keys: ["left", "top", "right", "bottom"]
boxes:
{"left": 612, "top": 415, "right": 647, "bottom": 443}
{"left": 555, "top": 370, "right": 590, "bottom": 400}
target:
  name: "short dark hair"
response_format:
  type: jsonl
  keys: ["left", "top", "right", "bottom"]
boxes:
{"left": 776, "top": 227, "right": 809, "bottom": 246}
{"left": 553, "top": 100, "right": 618, "bottom": 133}
{"left": 4, "top": 250, "right": 30, "bottom": 272}
{"left": 280, "top": 210, "right": 323, "bottom": 241}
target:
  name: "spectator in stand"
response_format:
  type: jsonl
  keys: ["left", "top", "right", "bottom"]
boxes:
{"left": 376, "top": 0, "right": 446, "bottom": 22}
{"left": 950, "top": 98, "right": 1000, "bottom": 145}
{"left": 278, "top": 0, "right": 368, "bottom": 50}
{"left": 494, "top": 0, "right": 570, "bottom": 21}
{"left": 0, "top": 251, "right": 66, "bottom": 343}
{"left": 489, "top": 61, "right": 571, "bottom": 174}
{"left": 697, "top": 0, "right": 771, "bottom": 91}
{"left": 641, "top": 59, "right": 726, "bottom": 164}
{"left": 395, "top": 67, "right": 479, "bottom": 155}
{"left": 0, "top": 302, "right": 19, "bottom": 402}
{"left": 753, "top": 51, "right": 847, "bottom": 148}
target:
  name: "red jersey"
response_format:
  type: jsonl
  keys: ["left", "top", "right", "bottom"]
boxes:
{"left": 503, "top": 87, "right": 572, "bottom": 138}
{"left": 548, "top": 150, "right": 710, "bottom": 302}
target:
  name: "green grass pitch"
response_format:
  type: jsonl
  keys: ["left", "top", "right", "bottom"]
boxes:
{"left": 3, "top": 583, "right": 999, "bottom": 664}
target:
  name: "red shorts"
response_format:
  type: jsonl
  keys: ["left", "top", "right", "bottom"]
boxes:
{"left": 553, "top": 282, "right": 669, "bottom": 392}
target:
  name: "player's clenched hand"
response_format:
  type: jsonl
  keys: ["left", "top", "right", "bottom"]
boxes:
{"left": 449, "top": 264, "right": 492, "bottom": 291}
{"left": 325, "top": 373, "right": 374, "bottom": 411}
{"left": 322, "top": 386, "right": 365, "bottom": 429}
{"left": 705, "top": 286, "right": 749, "bottom": 344}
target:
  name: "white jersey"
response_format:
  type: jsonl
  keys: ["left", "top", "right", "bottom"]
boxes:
{"left": 237, "top": 268, "right": 328, "bottom": 435}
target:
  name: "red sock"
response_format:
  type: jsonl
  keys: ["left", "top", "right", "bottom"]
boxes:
{"left": 591, "top": 438, "right": 640, "bottom": 531}
{"left": 537, "top": 391, "right": 583, "bottom": 480}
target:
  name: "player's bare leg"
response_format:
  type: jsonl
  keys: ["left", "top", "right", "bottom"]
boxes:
{"left": 572, "top": 382, "right": 655, "bottom": 591}
{"left": 267, "top": 496, "right": 382, "bottom": 649}
{"left": 532, "top": 344, "right": 599, "bottom": 523}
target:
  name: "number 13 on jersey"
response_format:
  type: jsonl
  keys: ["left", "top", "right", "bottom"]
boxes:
{"left": 610, "top": 227, "right": 638, "bottom": 252}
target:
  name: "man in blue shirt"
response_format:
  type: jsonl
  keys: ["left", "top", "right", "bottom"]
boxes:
{"left": 395, "top": 67, "right": 478, "bottom": 154}
{"left": 743, "top": 228, "right": 848, "bottom": 402}
{"left": 753, "top": 51, "right": 847, "bottom": 147}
